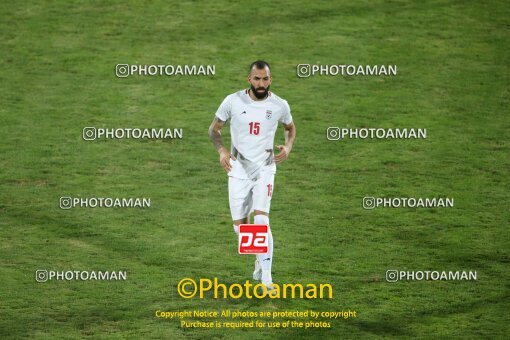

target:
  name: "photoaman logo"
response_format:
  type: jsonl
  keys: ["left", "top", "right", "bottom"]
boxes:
{"left": 177, "top": 278, "right": 333, "bottom": 299}
{"left": 238, "top": 224, "right": 268, "bottom": 254}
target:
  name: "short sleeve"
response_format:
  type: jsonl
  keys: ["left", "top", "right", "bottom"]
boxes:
{"left": 215, "top": 95, "right": 232, "bottom": 122}
{"left": 279, "top": 100, "right": 293, "bottom": 125}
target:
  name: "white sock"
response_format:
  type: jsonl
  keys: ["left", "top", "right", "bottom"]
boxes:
{"left": 233, "top": 224, "right": 239, "bottom": 235}
{"left": 254, "top": 215, "right": 273, "bottom": 283}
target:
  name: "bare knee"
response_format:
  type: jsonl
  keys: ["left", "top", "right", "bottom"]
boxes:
{"left": 233, "top": 217, "right": 249, "bottom": 225}
{"left": 253, "top": 210, "right": 268, "bottom": 217}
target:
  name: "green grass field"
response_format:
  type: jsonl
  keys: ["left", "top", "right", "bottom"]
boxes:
{"left": 1, "top": 0, "right": 509, "bottom": 338}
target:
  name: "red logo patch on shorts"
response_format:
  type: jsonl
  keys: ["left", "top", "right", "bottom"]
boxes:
{"left": 238, "top": 224, "right": 268, "bottom": 254}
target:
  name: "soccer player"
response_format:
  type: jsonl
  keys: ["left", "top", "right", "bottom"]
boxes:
{"left": 208, "top": 60, "right": 296, "bottom": 290}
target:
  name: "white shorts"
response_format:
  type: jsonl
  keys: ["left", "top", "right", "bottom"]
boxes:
{"left": 228, "top": 170, "right": 275, "bottom": 221}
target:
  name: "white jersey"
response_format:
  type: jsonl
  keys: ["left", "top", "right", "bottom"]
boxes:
{"left": 215, "top": 89, "right": 293, "bottom": 179}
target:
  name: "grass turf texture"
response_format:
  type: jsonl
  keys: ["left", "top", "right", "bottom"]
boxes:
{"left": 1, "top": 0, "right": 509, "bottom": 338}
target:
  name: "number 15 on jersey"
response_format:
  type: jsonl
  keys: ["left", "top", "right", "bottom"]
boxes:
{"left": 248, "top": 122, "right": 260, "bottom": 135}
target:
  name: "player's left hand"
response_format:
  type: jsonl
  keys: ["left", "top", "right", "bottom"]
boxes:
{"left": 274, "top": 145, "right": 291, "bottom": 164}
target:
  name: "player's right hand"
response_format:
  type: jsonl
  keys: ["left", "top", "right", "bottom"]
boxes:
{"left": 219, "top": 148, "right": 236, "bottom": 172}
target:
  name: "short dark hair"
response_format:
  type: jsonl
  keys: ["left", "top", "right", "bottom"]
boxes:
{"left": 249, "top": 60, "right": 271, "bottom": 73}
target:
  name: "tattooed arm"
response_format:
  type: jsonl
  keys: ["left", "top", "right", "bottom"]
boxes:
{"left": 209, "top": 117, "right": 236, "bottom": 172}
{"left": 274, "top": 121, "right": 296, "bottom": 164}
